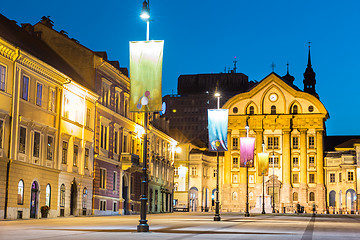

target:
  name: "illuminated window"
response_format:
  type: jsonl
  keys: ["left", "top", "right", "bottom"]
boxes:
{"left": 73, "top": 144, "right": 79, "bottom": 166}
{"left": 309, "top": 173, "right": 315, "bottom": 183}
{"left": 84, "top": 148, "right": 89, "bottom": 169}
{"left": 309, "top": 156, "right": 315, "bottom": 166}
{"left": 60, "top": 184, "right": 65, "bottom": 207}
{"left": 36, "top": 82, "right": 43, "bottom": 106}
{"left": 309, "top": 192, "right": 315, "bottom": 201}
{"left": 330, "top": 173, "right": 335, "bottom": 183}
{"left": 45, "top": 184, "right": 51, "bottom": 207}
{"left": 232, "top": 137, "right": 239, "bottom": 149}
{"left": 102, "top": 82, "right": 110, "bottom": 107}
{"left": 293, "top": 157, "right": 299, "bottom": 167}
{"left": 348, "top": 171, "right": 354, "bottom": 181}
{"left": 100, "top": 168, "right": 106, "bottom": 189}
{"left": 293, "top": 173, "right": 299, "bottom": 183}
{"left": 269, "top": 157, "right": 279, "bottom": 167}
{"left": 17, "top": 180, "right": 24, "bottom": 205}
{"left": 232, "top": 157, "right": 239, "bottom": 166}
{"left": 292, "top": 137, "right": 299, "bottom": 149}
{"left": 0, "top": 64, "right": 5, "bottom": 91}
{"left": 309, "top": 136, "right": 315, "bottom": 148}
{"left": 49, "top": 88, "right": 56, "bottom": 112}
{"left": 62, "top": 141, "right": 68, "bottom": 164}
{"left": 271, "top": 105, "right": 276, "bottom": 114}
{"left": 33, "top": 131, "right": 40, "bottom": 158}
{"left": 47, "top": 136, "right": 54, "bottom": 160}
{"left": 22, "top": 76, "right": 29, "bottom": 100}
{"left": 100, "top": 125, "right": 108, "bottom": 150}
{"left": 19, "top": 127, "right": 26, "bottom": 154}
{"left": 82, "top": 188, "right": 88, "bottom": 209}
{"left": 249, "top": 106, "right": 254, "bottom": 115}
{"left": 268, "top": 137, "right": 279, "bottom": 149}
{"left": 292, "top": 105, "right": 298, "bottom": 114}
{"left": 293, "top": 192, "right": 298, "bottom": 201}
{"left": 0, "top": 119, "right": 3, "bottom": 148}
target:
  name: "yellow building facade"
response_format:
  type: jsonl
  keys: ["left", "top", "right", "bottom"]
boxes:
{"left": 222, "top": 72, "right": 329, "bottom": 213}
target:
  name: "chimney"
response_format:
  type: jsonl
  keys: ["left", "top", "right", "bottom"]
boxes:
{"left": 40, "top": 16, "right": 54, "bottom": 28}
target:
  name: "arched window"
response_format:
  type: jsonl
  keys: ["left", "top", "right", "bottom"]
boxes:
{"left": 292, "top": 105, "right": 298, "bottom": 114}
{"left": 309, "top": 192, "right": 315, "bottom": 201}
{"left": 293, "top": 192, "right": 298, "bottom": 202}
{"left": 232, "top": 192, "right": 238, "bottom": 201}
{"left": 271, "top": 105, "right": 276, "bottom": 114}
{"left": 233, "top": 107, "right": 238, "bottom": 114}
{"left": 249, "top": 106, "right": 254, "bottom": 115}
{"left": 17, "top": 180, "right": 24, "bottom": 205}
{"left": 60, "top": 184, "right": 65, "bottom": 207}
{"left": 249, "top": 192, "right": 254, "bottom": 200}
{"left": 45, "top": 184, "right": 51, "bottom": 207}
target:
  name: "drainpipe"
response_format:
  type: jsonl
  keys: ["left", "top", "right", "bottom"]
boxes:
{"left": 5, "top": 49, "right": 20, "bottom": 219}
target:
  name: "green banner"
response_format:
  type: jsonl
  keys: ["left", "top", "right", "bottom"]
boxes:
{"left": 129, "top": 40, "right": 164, "bottom": 112}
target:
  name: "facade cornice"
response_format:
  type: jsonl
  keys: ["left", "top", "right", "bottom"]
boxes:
{"left": 97, "top": 62, "right": 130, "bottom": 89}
{"left": 0, "top": 39, "right": 18, "bottom": 61}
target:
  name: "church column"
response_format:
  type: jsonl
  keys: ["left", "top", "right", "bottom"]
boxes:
{"left": 299, "top": 128, "right": 308, "bottom": 204}
{"left": 316, "top": 129, "right": 325, "bottom": 212}
{"left": 281, "top": 129, "right": 291, "bottom": 210}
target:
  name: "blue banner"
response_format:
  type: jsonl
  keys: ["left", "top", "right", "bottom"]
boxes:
{"left": 208, "top": 109, "right": 228, "bottom": 152}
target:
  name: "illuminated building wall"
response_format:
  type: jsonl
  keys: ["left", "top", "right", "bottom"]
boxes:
{"left": 222, "top": 72, "right": 329, "bottom": 213}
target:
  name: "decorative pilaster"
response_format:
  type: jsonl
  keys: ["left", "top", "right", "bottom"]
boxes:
{"left": 299, "top": 128, "right": 308, "bottom": 204}
{"left": 316, "top": 129, "right": 325, "bottom": 212}
{"left": 281, "top": 129, "right": 291, "bottom": 209}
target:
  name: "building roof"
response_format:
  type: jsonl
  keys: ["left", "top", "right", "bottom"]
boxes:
{"left": 0, "top": 14, "right": 89, "bottom": 88}
{"left": 325, "top": 135, "right": 360, "bottom": 151}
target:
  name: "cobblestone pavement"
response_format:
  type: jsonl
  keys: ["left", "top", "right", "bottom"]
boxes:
{"left": 1, "top": 213, "right": 360, "bottom": 240}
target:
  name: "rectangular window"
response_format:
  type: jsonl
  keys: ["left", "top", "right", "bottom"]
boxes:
{"left": 348, "top": 171, "right": 354, "bottom": 181}
{"left": 47, "top": 136, "right": 54, "bottom": 160}
{"left": 232, "top": 138, "right": 239, "bottom": 149}
{"left": 62, "top": 141, "right": 68, "bottom": 164}
{"left": 330, "top": 173, "right": 335, "bottom": 183}
{"left": 114, "top": 131, "right": 118, "bottom": 154}
{"left": 0, "top": 119, "right": 3, "bottom": 148}
{"left": 268, "top": 137, "right": 279, "bottom": 149}
{"left": 292, "top": 157, "right": 299, "bottom": 167}
{"left": 113, "top": 202, "right": 117, "bottom": 212}
{"left": 232, "top": 157, "right": 239, "bottom": 166}
{"left": 232, "top": 174, "right": 238, "bottom": 183}
{"left": 113, "top": 171, "right": 117, "bottom": 191}
{"left": 22, "top": 76, "right": 29, "bottom": 100}
{"left": 33, "top": 131, "right": 40, "bottom": 158}
{"left": 292, "top": 137, "right": 299, "bottom": 149}
{"left": 123, "top": 135, "right": 127, "bottom": 152}
{"left": 102, "top": 83, "right": 110, "bottom": 107}
{"left": 339, "top": 172, "right": 342, "bottom": 182}
{"left": 191, "top": 167, "right": 197, "bottom": 176}
{"left": 309, "top": 156, "right": 315, "bottom": 166}
{"left": 36, "top": 82, "right": 43, "bottom": 106}
{"left": 101, "top": 125, "right": 108, "bottom": 149}
{"left": 309, "top": 173, "right": 315, "bottom": 183}
{"left": 100, "top": 168, "right": 106, "bottom": 189}
{"left": 293, "top": 173, "right": 299, "bottom": 183}
{"left": 309, "top": 136, "right": 315, "bottom": 149}
{"left": 100, "top": 200, "right": 106, "bottom": 211}
{"left": 0, "top": 65, "right": 6, "bottom": 91}
{"left": 49, "top": 88, "right": 56, "bottom": 112}
{"left": 73, "top": 144, "right": 79, "bottom": 166}
{"left": 19, "top": 127, "right": 26, "bottom": 154}
{"left": 86, "top": 108, "right": 91, "bottom": 127}
{"left": 174, "top": 167, "right": 178, "bottom": 176}
{"left": 213, "top": 169, "right": 217, "bottom": 178}
{"left": 269, "top": 157, "right": 279, "bottom": 166}
{"left": 84, "top": 148, "right": 89, "bottom": 169}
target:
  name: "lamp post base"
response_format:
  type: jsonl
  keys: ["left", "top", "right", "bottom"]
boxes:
{"left": 137, "top": 223, "right": 149, "bottom": 232}
{"left": 261, "top": 210, "right": 266, "bottom": 214}
{"left": 244, "top": 212, "right": 250, "bottom": 217}
{"left": 214, "top": 215, "right": 221, "bottom": 221}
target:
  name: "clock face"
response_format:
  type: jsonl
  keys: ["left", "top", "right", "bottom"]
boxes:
{"left": 269, "top": 93, "right": 278, "bottom": 102}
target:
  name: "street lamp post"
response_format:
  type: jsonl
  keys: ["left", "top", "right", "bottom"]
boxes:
{"left": 214, "top": 92, "right": 221, "bottom": 221}
{"left": 245, "top": 125, "right": 250, "bottom": 217}
{"left": 137, "top": 0, "right": 150, "bottom": 232}
{"left": 261, "top": 142, "right": 266, "bottom": 215}
{"left": 272, "top": 151, "right": 275, "bottom": 213}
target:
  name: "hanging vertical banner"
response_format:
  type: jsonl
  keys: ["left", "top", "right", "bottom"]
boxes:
{"left": 240, "top": 137, "right": 255, "bottom": 167}
{"left": 129, "top": 40, "right": 164, "bottom": 112}
{"left": 257, "top": 152, "right": 269, "bottom": 176}
{"left": 208, "top": 109, "right": 229, "bottom": 152}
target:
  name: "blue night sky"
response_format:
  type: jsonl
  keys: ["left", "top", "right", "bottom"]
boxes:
{"left": 2, "top": 1, "right": 360, "bottom": 135}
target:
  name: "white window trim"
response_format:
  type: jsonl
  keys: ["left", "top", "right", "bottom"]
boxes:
{"left": 0, "top": 64, "right": 7, "bottom": 91}
{"left": 22, "top": 75, "right": 30, "bottom": 101}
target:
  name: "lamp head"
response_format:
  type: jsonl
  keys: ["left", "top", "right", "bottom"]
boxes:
{"left": 141, "top": 0, "right": 150, "bottom": 20}
{"left": 214, "top": 92, "right": 220, "bottom": 98}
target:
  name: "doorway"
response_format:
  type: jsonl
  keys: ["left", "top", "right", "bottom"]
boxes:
{"left": 70, "top": 181, "right": 77, "bottom": 215}
{"left": 30, "top": 181, "right": 39, "bottom": 218}
{"left": 122, "top": 175, "right": 129, "bottom": 215}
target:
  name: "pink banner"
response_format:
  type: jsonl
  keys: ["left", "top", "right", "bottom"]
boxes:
{"left": 240, "top": 137, "right": 255, "bottom": 167}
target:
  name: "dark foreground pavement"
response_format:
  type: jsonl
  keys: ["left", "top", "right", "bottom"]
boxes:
{"left": 1, "top": 213, "right": 360, "bottom": 240}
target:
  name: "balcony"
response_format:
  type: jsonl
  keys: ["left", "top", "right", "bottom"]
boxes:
{"left": 121, "top": 153, "right": 140, "bottom": 170}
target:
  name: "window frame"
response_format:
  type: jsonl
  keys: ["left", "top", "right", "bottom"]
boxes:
{"left": 100, "top": 168, "right": 106, "bottom": 189}
{"left": 36, "top": 81, "right": 43, "bottom": 106}
{"left": 292, "top": 136, "right": 299, "bottom": 149}
{"left": 73, "top": 144, "right": 79, "bottom": 166}
{"left": 17, "top": 179, "right": 24, "bottom": 205}
{"left": 45, "top": 184, "right": 51, "bottom": 207}
{"left": 62, "top": 141, "right": 68, "bottom": 164}
{"left": 271, "top": 105, "right": 276, "bottom": 114}
{"left": 21, "top": 75, "right": 29, "bottom": 101}
{"left": 0, "top": 119, "right": 4, "bottom": 149}
{"left": 0, "top": 64, "right": 6, "bottom": 91}
{"left": 309, "top": 136, "right": 315, "bottom": 149}
{"left": 19, "top": 126, "right": 27, "bottom": 154}
{"left": 46, "top": 135, "right": 54, "bottom": 160}
{"left": 84, "top": 148, "right": 89, "bottom": 169}
{"left": 309, "top": 173, "right": 315, "bottom": 183}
